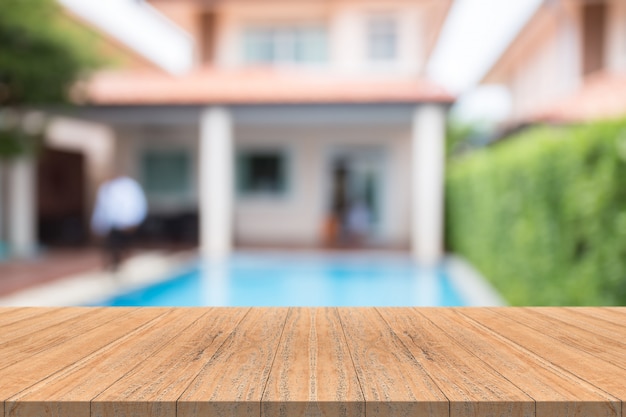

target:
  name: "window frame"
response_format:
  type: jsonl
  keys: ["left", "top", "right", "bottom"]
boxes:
{"left": 242, "top": 23, "right": 328, "bottom": 66}
{"left": 235, "top": 146, "right": 292, "bottom": 199}
{"left": 140, "top": 148, "right": 193, "bottom": 200}
{"left": 365, "top": 14, "right": 399, "bottom": 63}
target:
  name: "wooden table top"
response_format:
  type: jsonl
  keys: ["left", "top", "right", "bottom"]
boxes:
{"left": 0, "top": 307, "right": 624, "bottom": 417}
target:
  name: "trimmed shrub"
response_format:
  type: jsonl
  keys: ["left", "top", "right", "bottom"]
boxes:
{"left": 446, "top": 119, "right": 626, "bottom": 305}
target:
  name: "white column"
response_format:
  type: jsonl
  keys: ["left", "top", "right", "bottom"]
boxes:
{"left": 8, "top": 157, "right": 37, "bottom": 258}
{"left": 199, "top": 106, "right": 233, "bottom": 261}
{"left": 412, "top": 104, "right": 446, "bottom": 266}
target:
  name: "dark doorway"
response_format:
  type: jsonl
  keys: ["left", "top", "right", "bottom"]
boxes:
{"left": 37, "top": 147, "right": 87, "bottom": 246}
{"left": 325, "top": 148, "right": 384, "bottom": 247}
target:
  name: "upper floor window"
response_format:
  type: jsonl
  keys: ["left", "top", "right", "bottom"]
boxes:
{"left": 366, "top": 16, "right": 398, "bottom": 62}
{"left": 243, "top": 25, "right": 327, "bottom": 65}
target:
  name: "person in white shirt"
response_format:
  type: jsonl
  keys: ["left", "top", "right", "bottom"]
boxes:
{"left": 91, "top": 175, "right": 147, "bottom": 271}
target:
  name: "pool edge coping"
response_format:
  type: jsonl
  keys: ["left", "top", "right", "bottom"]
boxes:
{"left": 0, "top": 251, "right": 505, "bottom": 307}
{"left": 444, "top": 255, "right": 507, "bottom": 306}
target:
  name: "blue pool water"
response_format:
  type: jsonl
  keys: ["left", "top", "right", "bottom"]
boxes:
{"left": 96, "top": 253, "right": 466, "bottom": 307}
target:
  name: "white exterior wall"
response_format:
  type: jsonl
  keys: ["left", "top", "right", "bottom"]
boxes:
{"left": 497, "top": 0, "right": 626, "bottom": 122}
{"left": 607, "top": 0, "right": 626, "bottom": 72}
{"left": 506, "top": 5, "right": 581, "bottom": 120}
{"left": 113, "top": 125, "right": 200, "bottom": 215}
{"left": 115, "top": 118, "right": 412, "bottom": 247}
{"left": 233, "top": 124, "right": 412, "bottom": 246}
{"left": 213, "top": 0, "right": 426, "bottom": 76}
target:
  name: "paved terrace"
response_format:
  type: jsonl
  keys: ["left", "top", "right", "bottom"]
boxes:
{"left": 0, "top": 247, "right": 196, "bottom": 305}
{"left": 0, "top": 307, "right": 624, "bottom": 417}
{"left": 0, "top": 250, "right": 103, "bottom": 297}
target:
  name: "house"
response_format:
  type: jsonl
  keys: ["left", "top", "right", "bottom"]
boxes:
{"left": 3, "top": 0, "right": 454, "bottom": 265}
{"left": 482, "top": 0, "right": 626, "bottom": 124}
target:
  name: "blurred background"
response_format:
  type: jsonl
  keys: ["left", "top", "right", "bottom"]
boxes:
{"left": 0, "top": 0, "right": 625, "bottom": 306}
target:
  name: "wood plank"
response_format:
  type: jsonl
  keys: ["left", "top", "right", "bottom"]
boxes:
{"left": 7, "top": 309, "right": 204, "bottom": 417}
{"left": 0, "top": 308, "right": 92, "bottom": 351}
{"left": 262, "top": 308, "right": 364, "bottom": 417}
{"left": 534, "top": 307, "right": 626, "bottom": 343}
{"left": 0, "top": 308, "right": 36, "bottom": 327}
{"left": 378, "top": 308, "right": 534, "bottom": 417}
{"left": 0, "top": 307, "right": 624, "bottom": 417}
{"left": 337, "top": 308, "right": 448, "bottom": 417}
{"left": 459, "top": 308, "right": 626, "bottom": 417}
{"left": 177, "top": 308, "right": 288, "bottom": 417}
{"left": 566, "top": 307, "right": 626, "bottom": 328}
{"left": 422, "top": 308, "right": 620, "bottom": 417}
{"left": 92, "top": 307, "right": 249, "bottom": 417}
{"left": 0, "top": 308, "right": 160, "bottom": 404}
{"left": 0, "top": 308, "right": 118, "bottom": 371}
{"left": 490, "top": 308, "right": 626, "bottom": 370}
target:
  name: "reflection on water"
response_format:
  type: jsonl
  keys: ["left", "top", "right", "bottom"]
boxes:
{"left": 149, "top": 254, "right": 464, "bottom": 307}
{"left": 414, "top": 267, "right": 441, "bottom": 306}
{"left": 201, "top": 261, "right": 230, "bottom": 307}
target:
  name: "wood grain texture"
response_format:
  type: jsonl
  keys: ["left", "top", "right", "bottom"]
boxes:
{"left": 379, "top": 308, "right": 534, "bottom": 417}
{"left": 262, "top": 308, "right": 364, "bottom": 417}
{"left": 0, "top": 308, "right": 54, "bottom": 329}
{"left": 0, "top": 307, "right": 625, "bottom": 417}
{"left": 0, "top": 308, "right": 157, "bottom": 408}
{"left": 544, "top": 307, "right": 626, "bottom": 342}
{"left": 491, "top": 308, "right": 626, "bottom": 370}
{"left": 0, "top": 308, "right": 105, "bottom": 367}
{"left": 422, "top": 308, "right": 620, "bottom": 417}
{"left": 177, "top": 308, "right": 288, "bottom": 417}
{"left": 568, "top": 307, "right": 626, "bottom": 327}
{"left": 92, "top": 307, "right": 249, "bottom": 417}
{"left": 7, "top": 309, "right": 200, "bottom": 417}
{"left": 0, "top": 308, "right": 119, "bottom": 371}
{"left": 460, "top": 308, "right": 626, "bottom": 417}
{"left": 337, "top": 308, "right": 448, "bottom": 417}
{"left": 0, "top": 309, "right": 134, "bottom": 400}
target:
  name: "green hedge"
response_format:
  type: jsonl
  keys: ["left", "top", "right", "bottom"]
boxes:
{"left": 446, "top": 120, "right": 626, "bottom": 305}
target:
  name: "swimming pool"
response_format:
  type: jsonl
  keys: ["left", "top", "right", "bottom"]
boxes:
{"left": 96, "top": 253, "right": 466, "bottom": 307}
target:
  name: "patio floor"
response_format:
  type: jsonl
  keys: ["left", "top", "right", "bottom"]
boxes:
{"left": 0, "top": 307, "right": 624, "bottom": 417}
{"left": 0, "top": 244, "right": 196, "bottom": 301}
{"left": 0, "top": 249, "right": 103, "bottom": 297}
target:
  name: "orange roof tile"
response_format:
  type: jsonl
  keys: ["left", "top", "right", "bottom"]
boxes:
{"left": 82, "top": 67, "right": 454, "bottom": 106}
{"left": 532, "top": 71, "right": 626, "bottom": 123}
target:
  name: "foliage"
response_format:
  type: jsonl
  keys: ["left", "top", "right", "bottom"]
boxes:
{"left": 0, "top": 0, "right": 103, "bottom": 158}
{"left": 0, "top": 126, "right": 42, "bottom": 158}
{"left": 0, "top": 0, "right": 101, "bottom": 106}
{"left": 445, "top": 117, "right": 494, "bottom": 157}
{"left": 446, "top": 119, "right": 626, "bottom": 305}
{"left": 446, "top": 118, "right": 474, "bottom": 156}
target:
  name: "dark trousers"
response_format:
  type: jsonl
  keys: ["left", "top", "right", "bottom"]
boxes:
{"left": 104, "top": 228, "right": 134, "bottom": 271}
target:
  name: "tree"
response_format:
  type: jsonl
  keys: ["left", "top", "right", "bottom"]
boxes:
{"left": 0, "top": 0, "right": 101, "bottom": 156}
{"left": 0, "top": 0, "right": 100, "bottom": 105}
